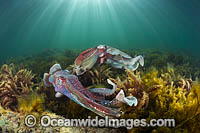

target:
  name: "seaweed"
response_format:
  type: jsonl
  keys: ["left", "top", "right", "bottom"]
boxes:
{"left": 78, "top": 64, "right": 113, "bottom": 87}
{"left": 4, "top": 49, "right": 78, "bottom": 80}
{"left": 129, "top": 66, "right": 200, "bottom": 132}
{"left": 109, "top": 70, "right": 149, "bottom": 119}
{"left": 0, "top": 48, "right": 200, "bottom": 132}
{"left": 17, "top": 92, "right": 45, "bottom": 115}
{"left": 0, "top": 64, "right": 34, "bottom": 111}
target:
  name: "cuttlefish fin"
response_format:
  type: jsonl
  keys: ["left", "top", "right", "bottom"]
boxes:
{"left": 115, "top": 90, "right": 138, "bottom": 106}
{"left": 49, "top": 64, "right": 62, "bottom": 75}
{"left": 43, "top": 73, "right": 52, "bottom": 87}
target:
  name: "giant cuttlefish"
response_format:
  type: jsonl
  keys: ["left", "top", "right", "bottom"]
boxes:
{"left": 74, "top": 45, "right": 144, "bottom": 75}
{"left": 43, "top": 64, "right": 138, "bottom": 118}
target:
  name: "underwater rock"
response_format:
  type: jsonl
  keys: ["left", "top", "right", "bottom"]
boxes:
{"left": 0, "top": 106, "right": 121, "bottom": 133}
{"left": 0, "top": 64, "right": 34, "bottom": 110}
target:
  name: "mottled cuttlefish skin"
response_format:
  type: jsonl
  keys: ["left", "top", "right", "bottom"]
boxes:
{"left": 74, "top": 48, "right": 99, "bottom": 75}
{"left": 74, "top": 45, "right": 144, "bottom": 75}
{"left": 43, "top": 64, "right": 121, "bottom": 118}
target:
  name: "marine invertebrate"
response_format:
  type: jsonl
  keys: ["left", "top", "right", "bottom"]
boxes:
{"left": 43, "top": 64, "right": 121, "bottom": 118}
{"left": 0, "top": 64, "right": 34, "bottom": 110}
{"left": 74, "top": 45, "right": 144, "bottom": 75}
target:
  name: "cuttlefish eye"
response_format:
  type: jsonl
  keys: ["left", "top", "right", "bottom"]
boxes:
{"left": 79, "top": 68, "right": 85, "bottom": 73}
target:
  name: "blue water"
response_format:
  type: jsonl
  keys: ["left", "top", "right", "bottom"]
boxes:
{"left": 0, "top": 0, "right": 200, "bottom": 60}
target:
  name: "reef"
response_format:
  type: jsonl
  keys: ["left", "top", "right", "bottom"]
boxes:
{"left": 0, "top": 48, "right": 200, "bottom": 132}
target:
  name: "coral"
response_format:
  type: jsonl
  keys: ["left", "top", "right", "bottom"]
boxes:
{"left": 0, "top": 64, "right": 34, "bottom": 110}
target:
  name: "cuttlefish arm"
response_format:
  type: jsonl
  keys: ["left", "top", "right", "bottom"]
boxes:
{"left": 44, "top": 64, "right": 122, "bottom": 117}
{"left": 64, "top": 76, "right": 121, "bottom": 118}
{"left": 104, "top": 46, "right": 144, "bottom": 71}
{"left": 106, "top": 54, "right": 144, "bottom": 71}
{"left": 106, "top": 46, "right": 132, "bottom": 59}
{"left": 115, "top": 90, "right": 138, "bottom": 106}
{"left": 88, "top": 79, "right": 116, "bottom": 96}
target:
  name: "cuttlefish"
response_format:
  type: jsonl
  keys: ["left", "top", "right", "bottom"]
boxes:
{"left": 74, "top": 45, "right": 144, "bottom": 75}
{"left": 43, "top": 64, "right": 138, "bottom": 118}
